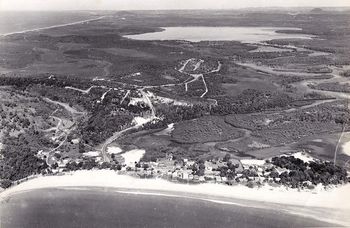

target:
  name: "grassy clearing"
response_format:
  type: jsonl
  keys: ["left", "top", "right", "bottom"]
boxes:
{"left": 172, "top": 116, "right": 244, "bottom": 144}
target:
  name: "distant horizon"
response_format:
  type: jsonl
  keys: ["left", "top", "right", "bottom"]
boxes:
{"left": 1, "top": 6, "right": 350, "bottom": 12}
{"left": 1, "top": 0, "right": 350, "bottom": 11}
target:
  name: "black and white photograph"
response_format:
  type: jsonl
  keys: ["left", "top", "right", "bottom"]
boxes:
{"left": 0, "top": 0, "right": 350, "bottom": 227}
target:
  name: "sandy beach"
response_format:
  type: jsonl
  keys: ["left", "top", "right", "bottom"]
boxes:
{"left": 1, "top": 170, "right": 349, "bottom": 226}
{"left": 0, "top": 16, "right": 105, "bottom": 37}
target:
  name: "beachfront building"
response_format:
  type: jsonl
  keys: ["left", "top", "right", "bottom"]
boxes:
{"left": 215, "top": 176, "right": 222, "bottom": 183}
{"left": 182, "top": 172, "right": 189, "bottom": 180}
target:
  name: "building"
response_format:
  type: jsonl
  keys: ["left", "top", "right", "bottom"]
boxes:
{"left": 182, "top": 172, "right": 189, "bottom": 180}
{"left": 215, "top": 176, "right": 222, "bottom": 183}
{"left": 172, "top": 172, "right": 178, "bottom": 180}
{"left": 204, "top": 175, "right": 215, "bottom": 181}
{"left": 240, "top": 159, "right": 265, "bottom": 170}
{"left": 71, "top": 138, "right": 80, "bottom": 144}
{"left": 166, "top": 153, "right": 173, "bottom": 161}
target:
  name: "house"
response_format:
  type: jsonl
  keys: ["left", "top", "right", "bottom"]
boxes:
{"left": 215, "top": 176, "right": 222, "bottom": 183}
{"left": 158, "top": 163, "right": 166, "bottom": 168}
{"left": 240, "top": 159, "right": 265, "bottom": 170}
{"left": 172, "top": 172, "right": 178, "bottom": 180}
{"left": 175, "top": 163, "right": 182, "bottom": 170}
{"left": 236, "top": 173, "right": 243, "bottom": 178}
{"left": 58, "top": 158, "right": 71, "bottom": 168}
{"left": 166, "top": 153, "right": 173, "bottom": 161}
{"left": 204, "top": 175, "right": 215, "bottom": 181}
{"left": 83, "top": 151, "right": 100, "bottom": 158}
{"left": 177, "top": 171, "right": 182, "bottom": 178}
{"left": 71, "top": 138, "right": 80, "bottom": 144}
{"left": 150, "top": 162, "right": 158, "bottom": 167}
{"left": 186, "top": 161, "right": 195, "bottom": 167}
{"left": 204, "top": 161, "right": 213, "bottom": 173}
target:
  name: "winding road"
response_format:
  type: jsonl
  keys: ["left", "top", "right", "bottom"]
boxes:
{"left": 43, "top": 97, "right": 85, "bottom": 115}
{"left": 42, "top": 98, "right": 85, "bottom": 165}
{"left": 178, "top": 59, "right": 222, "bottom": 98}
{"left": 100, "top": 88, "right": 158, "bottom": 162}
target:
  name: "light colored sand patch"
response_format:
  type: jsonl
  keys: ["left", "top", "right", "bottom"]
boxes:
{"left": 240, "top": 159, "right": 266, "bottom": 166}
{"left": 132, "top": 72, "right": 141, "bottom": 77}
{"left": 147, "top": 92, "right": 191, "bottom": 106}
{"left": 107, "top": 146, "right": 122, "bottom": 154}
{"left": 342, "top": 141, "right": 350, "bottom": 156}
{"left": 122, "top": 149, "right": 146, "bottom": 166}
{"left": 264, "top": 118, "right": 273, "bottom": 125}
{"left": 163, "top": 123, "right": 174, "bottom": 135}
{"left": 92, "top": 77, "right": 108, "bottom": 81}
{"left": 155, "top": 123, "right": 174, "bottom": 136}
{"left": 312, "top": 139, "right": 323, "bottom": 143}
{"left": 129, "top": 97, "right": 147, "bottom": 106}
{"left": 132, "top": 117, "right": 152, "bottom": 126}
{"left": 83, "top": 151, "right": 100, "bottom": 157}
{"left": 250, "top": 46, "right": 292, "bottom": 53}
{"left": 292, "top": 152, "right": 315, "bottom": 163}
{"left": 248, "top": 141, "right": 270, "bottom": 149}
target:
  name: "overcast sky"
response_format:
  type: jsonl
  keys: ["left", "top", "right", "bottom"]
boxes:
{"left": 1, "top": 0, "right": 349, "bottom": 11}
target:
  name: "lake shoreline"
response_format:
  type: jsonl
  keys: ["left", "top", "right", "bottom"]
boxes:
{"left": 123, "top": 26, "right": 315, "bottom": 43}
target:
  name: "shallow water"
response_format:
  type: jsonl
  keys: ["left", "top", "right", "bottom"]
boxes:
{"left": 124, "top": 27, "right": 314, "bottom": 43}
{"left": 0, "top": 188, "right": 336, "bottom": 228}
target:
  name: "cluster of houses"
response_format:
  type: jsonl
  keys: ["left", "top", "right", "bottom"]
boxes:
{"left": 46, "top": 148, "right": 275, "bottom": 186}
{"left": 120, "top": 152, "right": 315, "bottom": 187}
{"left": 39, "top": 135, "right": 319, "bottom": 188}
{"left": 120, "top": 154, "right": 277, "bottom": 186}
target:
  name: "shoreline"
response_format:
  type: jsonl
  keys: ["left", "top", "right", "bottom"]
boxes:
{"left": 0, "top": 16, "right": 105, "bottom": 37}
{"left": 1, "top": 170, "right": 350, "bottom": 226}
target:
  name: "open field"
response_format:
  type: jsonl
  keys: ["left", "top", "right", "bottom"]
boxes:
{"left": 172, "top": 116, "right": 244, "bottom": 143}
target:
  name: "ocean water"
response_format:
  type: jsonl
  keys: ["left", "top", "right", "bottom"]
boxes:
{"left": 0, "top": 11, "right": 97, "bottom": 35}
{"left": 123, "top": 27, "right": 315, "bottom": 43}
{"left": 0, "top": 188, "right": 335, "bottom": 228}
